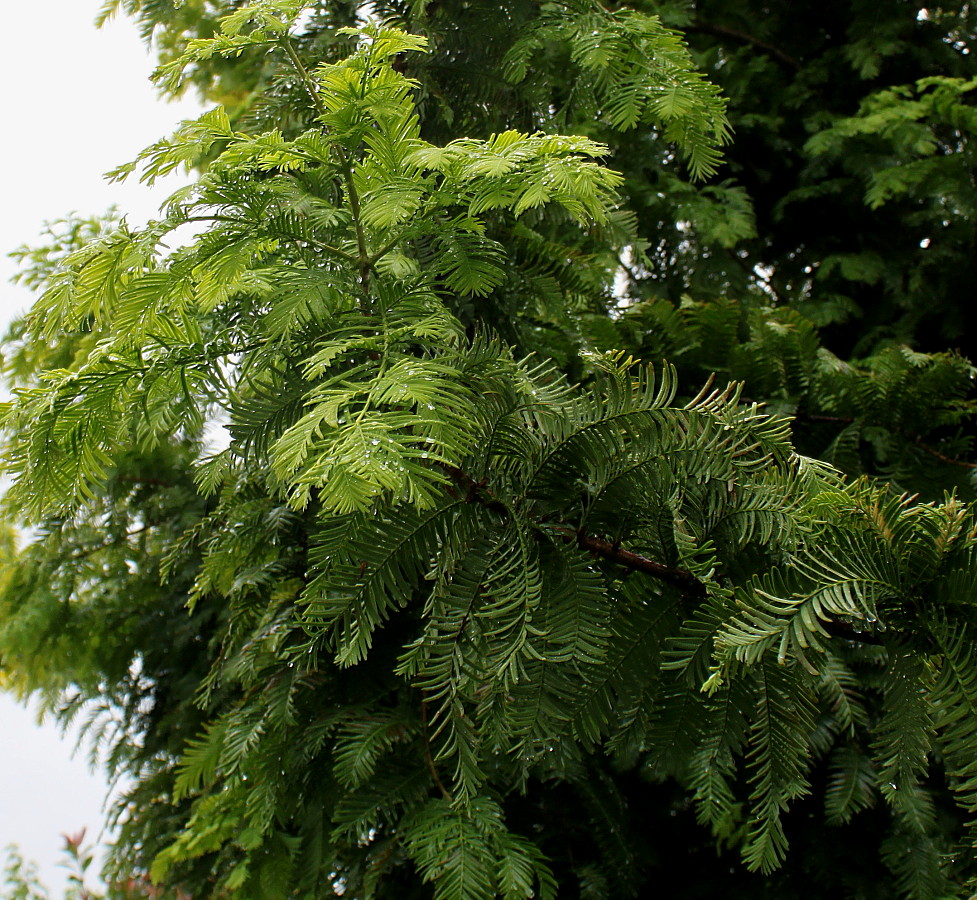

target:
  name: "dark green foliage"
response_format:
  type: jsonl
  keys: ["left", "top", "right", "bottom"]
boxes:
{"left": 3, "top": 2, "right": 977, "bottom": 899}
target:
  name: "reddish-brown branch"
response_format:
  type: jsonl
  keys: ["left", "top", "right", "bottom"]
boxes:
{"left": 796, "top": 411, "right": 977, "bottom": 470}
{"left": 438, "top": 462, "right": 887, "bottom": 645}
{"left": 913, "top": 439, "right": 977, "bottom": 470}
{"left": 420, "top": 700, "right": 453, "bottom": 802}
{"left": 573, "top": 533, "right": 708, "bottom": 599}
{"left": 441, "top": 463, "right": 707, "bottom": 597}
{"left": 440, "top": 463, "right": 513, "bottom": 517}
{"left": 802, "top": 413, "right": 855, "bottom": 424}
{"left": 686, "top": 20, "right": 801, "bottom": 71}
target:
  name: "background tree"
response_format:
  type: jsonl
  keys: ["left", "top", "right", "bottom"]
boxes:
{"left": 2, "top": 2, "right": 977, "bottom": 899}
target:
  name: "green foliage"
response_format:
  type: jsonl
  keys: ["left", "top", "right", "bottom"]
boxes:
{"left": 404, "top": 798, "right": 557, "bottom": 900}
{"left": 1, "top": 833, "right": 159, "bottom": 900}
{"left": 805, "top": 76, "right": 977, "bottom": 210}
{"left": 504, "top": 0, "right": 730, "bottom": 179}
{"left": 4, "top": 1, "right": 977, "bottom": 898}
{"left": 2, "top": 846, "right": 49, "bottom": 900}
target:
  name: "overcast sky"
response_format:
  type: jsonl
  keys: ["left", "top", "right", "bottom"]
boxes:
{"left": 0, "top": 2, "right": 202, "bottom": 893}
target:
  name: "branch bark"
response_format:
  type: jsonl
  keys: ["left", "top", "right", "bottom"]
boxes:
{"left": 442, "top": 463, "right": 708, "bottom": 598}
{"left": 686, "top": 21, "right": 801, "bottom": 72}
{"left": 572, "top": 532, "right": 708, "bottom": 598}
{"left": 439, "top": 462, "right": 884, "bottom": 645}
{"left": 420, "top": 700, "right": 453, "bottom": 802}
{"left": 796, "top": 412, "right": 977, "bottom": 470}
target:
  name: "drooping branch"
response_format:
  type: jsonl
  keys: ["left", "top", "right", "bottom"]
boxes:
{"left": 439, "top": 462, "right": 884, "bottom": 645}
{"left": 686, "top": 20, "right": 801, "bottom": 71}
{"left": 913, "top": 438, "right": 977, "bottom": 470}
{"left": 420, "top": 700, "right": 453, "bottom": 802}
{"left": 797, "top": 412, "right": 977, "bottom": 470}
{"left": 573, "top": 532, "right": 708, "bottom": 599}
{"left": 440, "top": 463, "right": 707, "bottom": 597}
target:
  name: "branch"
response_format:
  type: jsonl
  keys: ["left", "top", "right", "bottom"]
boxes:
{"left": 440, "top": 464, "right": 510, "bottom": 517}
{"left": 913, "top": 438, "right": 977, "bottom": 470}
{"left": 420, "top": 701, "right": 453, "bottom": 802}
{"left": 180, "top": 216, "right": 357, "bottom": 265}
{"left": 796, "top": 412, "right": 977, "bottom": 470}
{"left": 280, "top": 34, "right": 329, "bottom": 120}
{"left": 439, "top": 462, "right": 885, "bottom": 646}
{"left": 440, "top": 463, "right": 707, "bottom": 597}
{"left": 65, "top": 524, "right": 153, "bottom": 563}
{"left": 573, "top": 532, "right": 708, "bottom": 599}
{"left": 686, "top": 20, "right": 801, "bottom": 72}
{"left": 114, "top": 475, "right": 174, "bottom": 489}
{"left": 801, "top": 413, "right": 855, "bottom": 424}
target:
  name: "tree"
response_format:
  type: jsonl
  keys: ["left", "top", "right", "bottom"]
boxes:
{"left": 2, "top": 2, "right": 977, "bottom": 898}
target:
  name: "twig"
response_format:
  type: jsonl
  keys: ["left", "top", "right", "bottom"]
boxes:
{"left": 914, "top": 438, "right": 977, "bottom": 470}
{"left": 573, "top": 532, "right": 708, "bottom": 599}
{"left": 420, "top": 700, "right": 453, "bottom": 802}
{"left": 796, "top": 411, "right": 977, "bottom": 470}
{"left": 686, "top": 20, "right": 801, "bottom": 71}
{"left": 438, "top": 462, "right": 886, "bottom": 646}
{"left": 180, "top": 216, "right": 357, "bottom": 265}
{"left": 280, "top": 33, "right": 372, "bottom": 291}
{"left": 281, "top": 34, "right": 329, "bottom": 120}
{"left": 441, "top": 463, "right": 707, "bottom": 596}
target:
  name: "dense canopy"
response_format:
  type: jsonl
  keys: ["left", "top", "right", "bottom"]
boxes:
{"left": 2, "top": 2, "right": 977, "bottom": 898}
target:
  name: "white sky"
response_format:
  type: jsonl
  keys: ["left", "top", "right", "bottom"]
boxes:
{"left": 0, "top": 1, "right": 202, "bottom": 893}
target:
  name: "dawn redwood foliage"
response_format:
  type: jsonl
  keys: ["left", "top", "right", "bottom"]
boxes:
{"left": 2, "top": 2, "right": 977, "bottom": 898}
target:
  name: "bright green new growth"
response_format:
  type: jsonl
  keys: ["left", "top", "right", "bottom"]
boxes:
{"left": 7, "top": 20, "right": 625, "bottom": 522}
{"left": 3, "top": 3, "right": 977, "bottom": 899}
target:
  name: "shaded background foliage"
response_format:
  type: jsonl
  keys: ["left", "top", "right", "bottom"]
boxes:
{"left": 2, "top": 1, "right": 977, "bottom": 898}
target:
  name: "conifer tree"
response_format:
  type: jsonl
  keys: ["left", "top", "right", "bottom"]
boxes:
{"left": 2, "top": 2, "right": 977, "bottom": 898}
